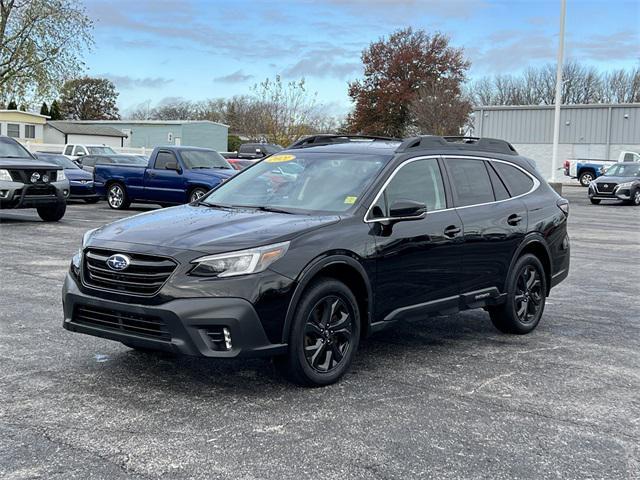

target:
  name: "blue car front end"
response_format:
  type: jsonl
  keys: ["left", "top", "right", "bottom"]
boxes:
{"left": 66, "top": 168, "right": 99, "bottom": 200}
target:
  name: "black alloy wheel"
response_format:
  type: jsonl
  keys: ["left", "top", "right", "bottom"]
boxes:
{"left": 513, "top": 265, "right": 544, "bottom": 324}
{"left": 303, "top": 296, "right": 354, "bottom": 373}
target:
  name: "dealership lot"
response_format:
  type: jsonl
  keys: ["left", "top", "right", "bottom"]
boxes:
{"left": 0, "top": 186, "right": 638, "bottom": 479}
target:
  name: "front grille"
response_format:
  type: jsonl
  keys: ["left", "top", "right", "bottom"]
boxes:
{"left": 596, "top": 182, "right": 617, "bottom": 193}
{"left": 83, "top": 248, "right": 177, "bottom": 296}
{"left": 8, "top": 169, "right": 59, "bottom": 184}
{"left": 73, "top": 305, "right": 171, "bottom": 340}
{"left": 23, "top": 184, "right": 56, "bottom": 197}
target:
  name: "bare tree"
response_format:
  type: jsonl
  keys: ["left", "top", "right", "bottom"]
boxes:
{"left": 0, "top": 0, "right": 93, "bottom": 101}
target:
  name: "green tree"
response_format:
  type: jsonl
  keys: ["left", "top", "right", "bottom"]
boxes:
{"left": 60, "top": 77, "right": 120, "bottom": 120}
{"left": 40, "top": 102, "right": 50, "bottom": 116}
{"left": 0, "top": 0, "right": 93, "bottom": 99}
{"left": 7, "top": 99, "right": 17, "bottom": 109}
{"left": 227, "top": 134, "right": 242, "bottom": 152}
{"left": 347, "top": 28, "right": 469, "bottom": 137}
{"left": 49, "top": 100, "right": 63, "bottom": 120}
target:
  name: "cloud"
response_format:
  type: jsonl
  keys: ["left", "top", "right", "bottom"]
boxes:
{"left": 282, "top": 58, "right": 362, "bottom": 79}
{"left": 570, "top": 30, "right": 640, "bottom": 61}
{"left": 101, "top": 74, "right": 173, "bottom": 89}
{"left": 214, "top": 70, "right": 254, "bottom": 83}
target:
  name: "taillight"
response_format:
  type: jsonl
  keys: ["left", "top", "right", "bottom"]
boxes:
{"left": 563, "top": 160, "right": 570, "bottom": 169}
{"left": 557, "top": 198, "right": 569, "bottom": 216}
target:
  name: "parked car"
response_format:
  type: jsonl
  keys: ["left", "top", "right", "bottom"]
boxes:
{"left": 228, "top": 158, "right": 258, "bottom": 170}
{"left": 35, "top": 152, "right": 99, "bottom": 203}
{"left": 63, "top": 135, "right": 570, "bottom": 386}
{"left": 0, "top": 136, "right": 69, "bottom": 221}
{"left": 78, "top": 154, "right": 147, "bottom": 174}
{"left": 564, "top": 150, "right": 640, "bottom": 186}
{"left": 63, "top": 144, "right": 118, "bottom": 162}
{"left": 588, "top": 162, "right": 640, "bottom": 205}
{"left": 94, "top": 146, "right": 235, "bottom": 209}
{"left": 237, "top": 143, "right": 283, "bottom": 160}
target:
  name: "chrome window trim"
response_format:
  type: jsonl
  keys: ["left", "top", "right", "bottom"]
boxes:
{"left": 363, "top": 154, "right": 540, "bottom": 223}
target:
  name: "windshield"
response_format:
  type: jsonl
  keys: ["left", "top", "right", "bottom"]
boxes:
{"left": 110, "top": 155, "right": 148, "bottom": 165}
{"left": 87, "top": 146, "right": 117, "bottom": 155}
{"left": 181, "top": 150, "right": 232, "bottom": 169}
{"left": 604, "top": 163, "right": 640, "bottom": 177}
{"left": 201, "top": 152, "right": 389, "bottom": 213}
{"left": 37, "top": 154, "right": 79, "bottom": 169}
{"left": 0, "top": 137, "right": 33, "bottom": 158}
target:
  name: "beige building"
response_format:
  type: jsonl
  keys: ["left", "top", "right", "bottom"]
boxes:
{"left": 0, "top": 110, "right": 48, "bottom": 143}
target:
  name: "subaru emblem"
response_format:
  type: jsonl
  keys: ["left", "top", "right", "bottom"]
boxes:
{"left": 106, "top": 254, "right": 131, "bottom": 271}
{"left": 30, "top": 172, "right": 40, "bottom": 183}
{"left": 604, "top": 184, "right": 608, "bottom": 188}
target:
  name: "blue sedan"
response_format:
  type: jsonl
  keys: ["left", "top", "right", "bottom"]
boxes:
{"left": 35, "top": 152, "right": 100, "bottom": 203}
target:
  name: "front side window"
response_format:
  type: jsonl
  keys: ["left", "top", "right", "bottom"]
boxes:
{"left": 493, "top": 162, "right": 534, "bottom": 196}
{"left": 154, "top": 151, "right": 178, "bottom": 170}
{"left": 447, "top": 158, "right": 494, "bottom": 207}
{"left": 74, "top": 146, "right": 87, "bottom": 155}
{"left": 604, "top": 163, "right": 640, "bottom": 177}
{"left": 370, "top": 158, "right": 446, "bottom": 218}
{"left": 202, "top": 152, "right": 389, "bottom": 213}
{"left": 25, "top": 125, "right": 36, "bottom": 138}
{"left": 64, "top": 145, "right": 74, "bottom": 155}
{"left": 7, "top": 123, "right": 19, "bottom": 138}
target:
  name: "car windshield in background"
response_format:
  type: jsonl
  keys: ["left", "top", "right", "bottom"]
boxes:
{"left": 201, "top": 152, "right": 389, "bottom": 213}
{"left": 110, "top": 155, "right": 148, "bottom": 165}
{"left": 87, "top": 146, "right": 117, "bottom": 155}
{"left": 0, "top": 137, "right": 32, "bottom": 158}
{"left": 181, "top": 150, "right": 231, "bottom": 169}
{"left": 38, "top": 154, "right": 79, "bottom": 169}
{"left": 604, "top": 163, "right": 640, "bottom": 177}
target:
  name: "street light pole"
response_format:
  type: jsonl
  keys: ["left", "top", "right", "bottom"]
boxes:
{"left": 550, "top": 0, "right": 567, "bottom": 183}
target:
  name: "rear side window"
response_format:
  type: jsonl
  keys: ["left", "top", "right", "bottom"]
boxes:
{"left": 486, "top": 162, "right": 510, "bottom": 201}
{"left": 154, "top": 151, "right": 178, "bottom": 169}
{"left": 493, "top": 162, "right": 534, "bottom": 196}
{"left": 446, "top": 158, "right": 494, "bottom": 207}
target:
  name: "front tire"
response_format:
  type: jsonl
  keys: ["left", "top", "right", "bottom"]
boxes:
{"left": 632, "top": 190, "right": 640, "bottom": 206}
{"left": 489, "top": 254, "right": 547, "bottom": 334}
{"left": 107, "top": 182, "right": 130, "bottom": 210}
{"left": 578, "top": 171, "right": 595, "bottom": 187}
{"left": 37, "top": 202, "right": 66, "bottom": 221}
{"left": 276, "top": 278, "right": 360, "bottom": 387}
{"left": 589, "top": 198, "right": 601, "bottom": 205}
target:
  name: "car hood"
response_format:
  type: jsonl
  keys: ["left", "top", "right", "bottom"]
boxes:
{"left": 91, "top": 204, "right": 340, "bottom": 254}
{"left": 0, "top": 158, "right": 62, "bottom": 169}
{"left": 596, "top": 176, "right": 638, "bottom": 183}
{"left": 66, "top": 168, "right": 93, "bottom": 181}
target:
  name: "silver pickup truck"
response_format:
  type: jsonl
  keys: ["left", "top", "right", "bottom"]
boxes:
{"left": 0, "top": 136, "right": 70, "bottom": 221}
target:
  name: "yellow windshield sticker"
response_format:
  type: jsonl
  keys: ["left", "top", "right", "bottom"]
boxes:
{"left": 266, "top": 154, "right": 296, "bottom": 163}
{"left": 344, "top": 196, "right": 357, "bottom": 204}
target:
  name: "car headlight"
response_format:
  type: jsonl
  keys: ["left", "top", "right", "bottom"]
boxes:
{"left": 190, "top": 241, "right": 290, "bottom": 277}
{"left": 617, "top": 181, "right": 633, "bottom": 189}
{"left": 73, "top": 228, "right": 98, "bottom": 273}
{"left": 57, "top": 170, "right": 66, "bottom": 181}
{"left": 0, "top": 169, "right": 12, "bottom": 181}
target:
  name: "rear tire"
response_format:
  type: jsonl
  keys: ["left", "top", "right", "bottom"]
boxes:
{"left": 189, "top": 187, "right": 208, "bottom": 203}
{"left": 578, "top": 171, "right": 595, "bottom": 187}
{"left": 489, "top": 254, "right": 547, "bottom": 334}
{"left": 37, "top": 202, "right": 66, "bottom": 221}
{"left": 589, "top": 198, "right": 601, "bottom": 205}
{"left": 275, "top": 278, "right": 360, "bottom": 387}
{"left": 107, "top": 182, "right": 131, "bottom": 210}
{"left": 632, "top": 190, "right": 640, "bottom": 206}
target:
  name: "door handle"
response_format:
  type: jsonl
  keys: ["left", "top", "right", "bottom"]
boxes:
{"left": 507, "top": 214, "right": 522, "bottom": 226}
{"left": 444, "top": 225, "right": 461, "bottom": 238}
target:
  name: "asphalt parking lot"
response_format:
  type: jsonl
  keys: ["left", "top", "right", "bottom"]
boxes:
{"left": 1, "top": 186, "right": 638, "bottom": 480}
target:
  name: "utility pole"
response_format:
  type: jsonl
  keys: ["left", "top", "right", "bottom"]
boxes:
{"left": 550, "top": 0, "right": 567, "bottom": 183}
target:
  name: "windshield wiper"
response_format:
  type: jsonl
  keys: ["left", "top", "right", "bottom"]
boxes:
{"left": 196, "top": 201, "right": 235, "bottom": 208}
{"left": 236, "top": 205, "right": 294, "bottom": 214}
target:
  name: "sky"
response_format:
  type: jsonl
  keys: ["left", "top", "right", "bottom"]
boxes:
{"left": 82, "top": 0, "right": 640, "bottom": 116}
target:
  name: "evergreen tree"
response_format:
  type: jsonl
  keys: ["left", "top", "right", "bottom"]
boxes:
{"left": 7, "top": 99, "right": 17, "bottom": 110}
{"left": 49, "top": 100, "right": 63, "bottom": 120}
{"left": 40, "top": 102, "right": 50, "bottom": 116}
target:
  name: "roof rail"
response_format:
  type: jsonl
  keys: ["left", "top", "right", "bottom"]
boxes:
{"left": 287, "top": 134, "right": 400, "bottom": 149}
{"left": 396, "top": 135, "right": 518, "bottom": 155}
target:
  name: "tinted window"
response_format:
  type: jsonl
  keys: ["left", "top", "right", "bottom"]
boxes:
{"left": 154, "top": 151, "right": 178, "bottom": 170}
{"left": 447, "top": 158, "right": 494, "bottom": 207}
{"left": 493, "top": 162, "right": 534, "bottom": 196}
{"left": 374, "top": 158, "right": 446, "bottom": 217}
{"left": 239, "top": 144, "right": 255, "bottom": 153}
{"left": 487, "top": 162, "right": 510, "bottom": 200}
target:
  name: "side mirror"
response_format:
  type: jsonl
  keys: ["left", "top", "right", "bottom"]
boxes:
{"left": 74, "top": 158, "right": 83, "bottom": 166}
{"left": 76, "top": 151, "right": 85, "bottom": 157}
{"left": 389, "top": 200, "right": 427, "bottom": 221}
{"left": 165, "top": 161, "right": 179, "bottom": 171}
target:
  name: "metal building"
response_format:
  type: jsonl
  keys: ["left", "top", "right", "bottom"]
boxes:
{"left": 470, "top": 104, "right": 640, "bottom": 177}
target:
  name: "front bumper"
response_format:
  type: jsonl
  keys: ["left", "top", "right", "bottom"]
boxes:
{"left": 0, "top": 180, "right": 69, "bottom": 208}
{"left": 69, "top": 181, "right": 98, "bottom": 199}
{"left": 588, "top": 184, "right": 632, "bottom": 201}
{"left": 62, "top": 273, "right": 287, "bottom": 358}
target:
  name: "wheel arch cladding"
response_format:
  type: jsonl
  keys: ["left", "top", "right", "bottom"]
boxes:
{"left": 282, "top": 256, "right": 372, "bottom": 343}
{"left": 518, "top": 241, "right": 552, "bottom": 295}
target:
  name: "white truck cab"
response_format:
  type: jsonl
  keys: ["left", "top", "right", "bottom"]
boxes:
{"left": 63, "top": 144, "right": 117, "bottom": 161}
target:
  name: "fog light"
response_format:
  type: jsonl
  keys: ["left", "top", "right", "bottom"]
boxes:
{"left": 0, "top": 190, "right": 8, "bottom": 198}
{"left": 223, "top": 327, "right": 232, "bottom": 350}
{"left": 63, "top": 189, "right": 69, "bottom": 196}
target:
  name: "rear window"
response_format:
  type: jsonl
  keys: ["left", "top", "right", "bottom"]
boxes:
{"left": 493, "top": 162, "right": 534, "bottom": 196}
{"left": 447, "top": 158, "right": 495, "bottom": 207}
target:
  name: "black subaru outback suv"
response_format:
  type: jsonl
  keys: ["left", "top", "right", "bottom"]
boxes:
{"left": 63, "top": 135, "right": 570, "bottom": 386}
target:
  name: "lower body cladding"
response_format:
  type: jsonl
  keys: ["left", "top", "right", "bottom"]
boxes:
{"left": 62, "top": 274, "right": 287, "bottom": 358}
